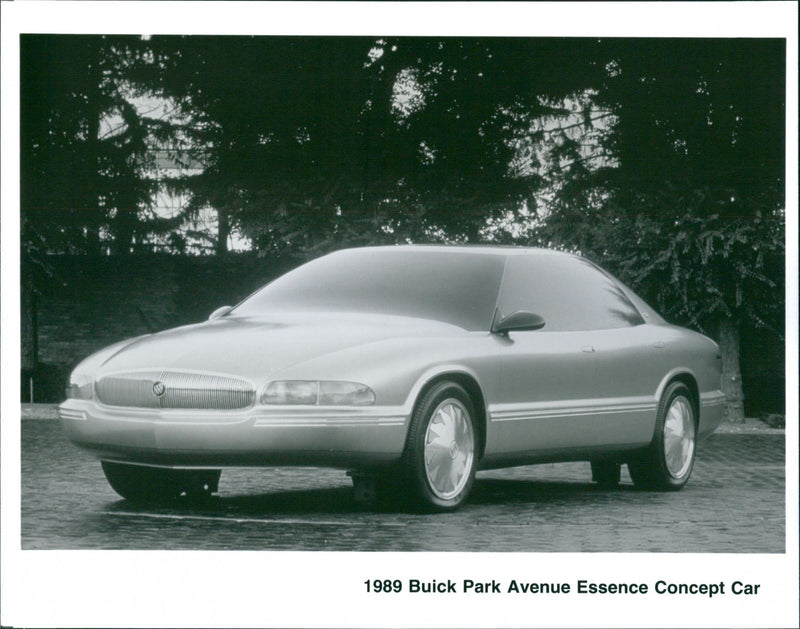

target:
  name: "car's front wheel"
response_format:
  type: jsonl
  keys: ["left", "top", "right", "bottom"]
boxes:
{"left": 402, "top": 382, "right": 478, "bottom": 511}
{"left": 101, "top": 461, "right": 221, "bottom": 503}
{"left": 628, "top": 382, "right": 697, "bottom": 491}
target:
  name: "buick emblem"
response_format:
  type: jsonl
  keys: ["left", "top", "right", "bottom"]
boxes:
{"left": 152, "top": 381, "right": 166, "bottom": 398}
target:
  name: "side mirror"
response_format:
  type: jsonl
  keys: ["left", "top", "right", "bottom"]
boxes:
{"left": 208, "top": 305, "right": 233, "bottom": 321}
{"left": 491, "top": 310, "right": 546, "bottom": 335}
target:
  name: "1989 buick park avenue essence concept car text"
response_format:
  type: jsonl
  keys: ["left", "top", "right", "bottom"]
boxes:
{"left": 60, "top": 246, "right": 725, "bottom": 511}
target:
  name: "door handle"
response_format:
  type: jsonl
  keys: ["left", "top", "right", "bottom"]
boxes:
{"left": 582, "top": 345, "right": 596, "bottom": 353}
{"left": 653, "top": 341, "right": 665, "bottom": 349}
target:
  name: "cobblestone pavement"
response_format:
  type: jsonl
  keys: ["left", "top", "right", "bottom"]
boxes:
{"left": 20, "top": 417, "right": 785, "bottom": 552}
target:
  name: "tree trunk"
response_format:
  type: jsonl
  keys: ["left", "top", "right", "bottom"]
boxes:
{"left": 20, "top": 258, "right": 38, "bottom": 373}
{"left": 112, "top": 207, "right": 137, "bottom": 255}
{"left": 216, "top": 208, "right": 230, "bottom": 256}
{"left": 84, "top": 38, "right": 104, "bottom": 255}
{"left": 718, "top": 317, "right": 745, "bottom": 423}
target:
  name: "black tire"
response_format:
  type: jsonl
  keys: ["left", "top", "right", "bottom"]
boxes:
{"left": 628, "top": 382, "right": 697, "bottom": 491}
{"left": 590, "top": 460, "right": 621, "bottom": 488}
{"left": 101, "top": 461, "right": 221, "bottom": 503}
{"left": 401, "top": 381, "right": 479, "bottom": 512}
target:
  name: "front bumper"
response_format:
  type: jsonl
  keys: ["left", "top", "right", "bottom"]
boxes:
{"left": 59, "top": 399, "right": 410, "bottom": 469}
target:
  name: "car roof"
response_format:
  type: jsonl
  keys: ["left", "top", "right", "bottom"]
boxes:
{"left": 334, "top": 244, "right": 575, "bottom": 258}
{"left": 330, "top": 245, "right": 665, "bottom": 324}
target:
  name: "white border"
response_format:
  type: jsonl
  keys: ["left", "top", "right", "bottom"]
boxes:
{"left": 2, "top": 2, "right": 797, "bottom": 628}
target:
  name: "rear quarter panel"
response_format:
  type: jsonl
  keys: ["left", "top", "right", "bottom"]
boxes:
{"left": 661, "top": 325, "right": 725, "bottom": 438}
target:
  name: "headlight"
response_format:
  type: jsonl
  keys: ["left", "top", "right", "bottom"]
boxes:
{"left": 261, "top": 380, "right": 375, "bottom": 406}
{"left": 66, "top": 373, "right": 93, "bottom": 400}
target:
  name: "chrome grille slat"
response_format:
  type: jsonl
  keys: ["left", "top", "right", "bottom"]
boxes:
{"left": 96, "top": 371, "right": 255, "bottom": 410}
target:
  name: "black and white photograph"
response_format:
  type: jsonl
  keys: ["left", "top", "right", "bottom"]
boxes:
{"left": 1, "top": 2, "right": 797, "bottom": 628}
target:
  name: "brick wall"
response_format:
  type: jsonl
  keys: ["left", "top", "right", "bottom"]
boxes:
{"left": 26, "top": 254, "right": 291, "bottom": 401}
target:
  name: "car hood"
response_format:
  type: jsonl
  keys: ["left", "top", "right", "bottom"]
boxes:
{"left": 90, "top": 311, "right": 466, "bottom": 381}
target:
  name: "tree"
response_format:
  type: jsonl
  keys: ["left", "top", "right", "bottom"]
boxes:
{"left": 147, "top": 37, "right": 377, "bottom": 258}
{"left": 20, "top": 35, "right": 187, "bottom": 375}
{"left": 21, "top": 35, "right": 185, "bottom": 256}
{"left": 157, "top": 37, "right": 603, "bottom": 260}
{"left": 538, "top": 39, "right": 785, "bottom": 422}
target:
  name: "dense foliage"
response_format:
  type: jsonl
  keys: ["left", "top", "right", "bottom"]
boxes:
{"left": 21, "top": 35, "right": 189, "bottom": 256}
{"left": 141, "top": 37, "right": 604, "bottom": 257}
{"left": 534, "top": 39, "right": 785, "bottom": 421}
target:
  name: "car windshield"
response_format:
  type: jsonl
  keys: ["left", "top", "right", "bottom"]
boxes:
{"left": 232, "top": 248, "right": 506, "bottom": 330}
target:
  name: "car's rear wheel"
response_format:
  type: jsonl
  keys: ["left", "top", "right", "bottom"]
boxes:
{"left": 101, "top": 461, "right": 221, "bottom": 503}
{"left": 402, "top": 381, "right": 478, "bottom": 511}
{"left": 628, "top": 382, "right": 697, "bottom": 491}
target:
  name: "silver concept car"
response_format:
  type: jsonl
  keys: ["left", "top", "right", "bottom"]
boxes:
{"left": 59, "top": 246, "right": 725, "bottom": 510}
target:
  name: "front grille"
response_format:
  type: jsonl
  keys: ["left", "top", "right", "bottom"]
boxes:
{"left": 95, "top": 371, "right": 255, "bottom": 410}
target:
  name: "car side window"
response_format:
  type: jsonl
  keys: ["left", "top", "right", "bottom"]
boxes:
{"left": 497, "top": 254, "right": 645, "bottom": 331}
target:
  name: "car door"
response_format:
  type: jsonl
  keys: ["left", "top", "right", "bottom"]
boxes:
{"left": 487, "top": 252, "right": 654, "bottom": 460}
{"left": 490, "top": 327, "right": 599, "bottom": 457}
{"left": 488, "top": 253, "right": 601, "bottom": 458}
